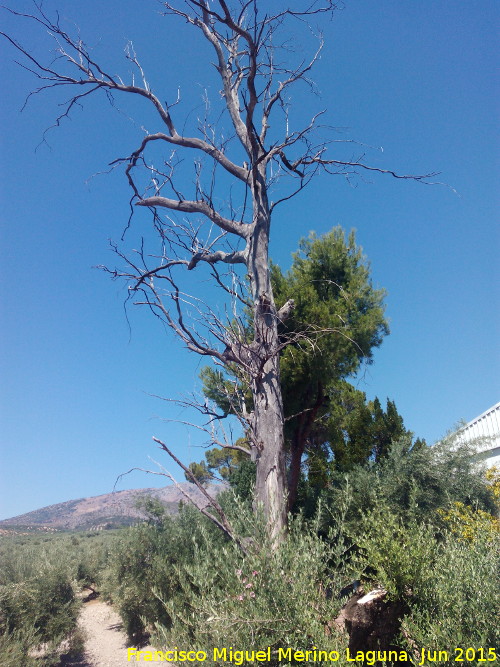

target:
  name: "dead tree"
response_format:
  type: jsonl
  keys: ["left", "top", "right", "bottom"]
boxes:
{"left": 2, "top": 1, "right": 438, "bottom": 540}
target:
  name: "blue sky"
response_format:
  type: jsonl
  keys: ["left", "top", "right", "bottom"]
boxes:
{"left": 1, "top": 0, "right": 498, "bottom": 520}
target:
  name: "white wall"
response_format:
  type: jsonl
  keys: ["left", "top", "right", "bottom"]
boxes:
{"left": 456, "top": 402, "right": 500, "bottom": 469}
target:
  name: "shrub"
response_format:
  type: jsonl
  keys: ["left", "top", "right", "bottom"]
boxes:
{"left": 0, "top": 529, "right": 118, "bottom": 662}
{"left": 352, "top": 505, "right": 439, "bottom": 599}
{"left": 438, "top": 501, "right": 500, "bottom": 542}
{"left": 348, "top": 502, "right": 500, "bottom": 664}
{"left": 324, "top": 435, "right": 497, "bottom": 535}
{"left": 401, "top": 533, "right": 500, "bottom": 664}
{"left": 0, "top": 627, "right": 39, "bottom": 667}
{"left": 0, "top": 564, "right": 78, "bottom": 663}
{"left": 485, "top": 465, "right": 500, "bottom": 510}
{"left": 102, "top": 507, "right": 212, "bottom": 641}
{"left": 148, "top": 500, "right": 349, "bottom": 666}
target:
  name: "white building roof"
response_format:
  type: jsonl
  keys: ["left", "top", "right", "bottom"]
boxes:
{"left": 456, "top": 402, "right": 500, "bottom": 468}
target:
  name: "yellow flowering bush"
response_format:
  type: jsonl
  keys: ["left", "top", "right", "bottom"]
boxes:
{"left": 438, "top": 501, "right": 500, "bottom": 542}
{"left": 485, "top": 465, "right": 500, "bottom": 509}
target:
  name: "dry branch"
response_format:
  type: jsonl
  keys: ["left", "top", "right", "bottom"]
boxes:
{"left": 3, "top": 0, "right": 440, "bottom": 539}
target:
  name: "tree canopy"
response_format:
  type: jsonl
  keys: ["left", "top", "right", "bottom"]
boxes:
{"left": 189, "top": 227, "right": 407, "bottom": 508}
{"left": 272, "top": 228, "right": 388, "bottom": 506}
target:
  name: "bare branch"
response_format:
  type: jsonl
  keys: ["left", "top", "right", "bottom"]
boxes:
{"left": 296, "top": 155, "right": 441, "bottom": 183}
{"left": 136, "top": 196, "right": 250, "bottom": 238}
{"left": 261, "top": 40, "right": 325, "bottom": 144}
{"left": 152, "top": 436, "right": 247, "bottom": 552}
{"left": 188, "top": 248, "right": 246, "bottom": 270}
{"left": 115, "top": 459, "right": 245, "bottom": 552}
{"left": 190, "top": 5, "right": 251, "bottom": 153}
{"left": 115, "top": 132, "right": 249, "bottom": 184}
{"left": 210, "top": 264, "right": 253, "bottom": 307}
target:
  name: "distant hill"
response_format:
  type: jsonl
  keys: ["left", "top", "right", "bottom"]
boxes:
{"left": 0, "top": 483, "right": 223, "bottom": 532}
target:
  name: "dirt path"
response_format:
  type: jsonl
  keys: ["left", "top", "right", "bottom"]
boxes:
{"left": 67, "top": 598, "right": 163, "bottom": 666}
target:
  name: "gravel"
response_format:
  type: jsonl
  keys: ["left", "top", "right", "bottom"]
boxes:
{"left": 68, "top": 599, "right": 162, "bottom": 667}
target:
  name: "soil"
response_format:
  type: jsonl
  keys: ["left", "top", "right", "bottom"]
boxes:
{"left": 62, "top": 598, "right": 164, "bottom": 666}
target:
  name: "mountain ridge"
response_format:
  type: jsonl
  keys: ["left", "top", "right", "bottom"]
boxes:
{"left": 0, "top": 482, "right": 223, "bottom": 531}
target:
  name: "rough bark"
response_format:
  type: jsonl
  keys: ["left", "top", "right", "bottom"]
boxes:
{"left": 246, "top": 166, "right": 288, "bottom": 537}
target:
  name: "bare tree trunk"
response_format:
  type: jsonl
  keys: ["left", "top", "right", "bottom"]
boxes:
{"left": 253, "top": 358, "right": 288, "bottom": 538}
{"left": 248, "top": 168, "right": 287, "bottom": 538}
